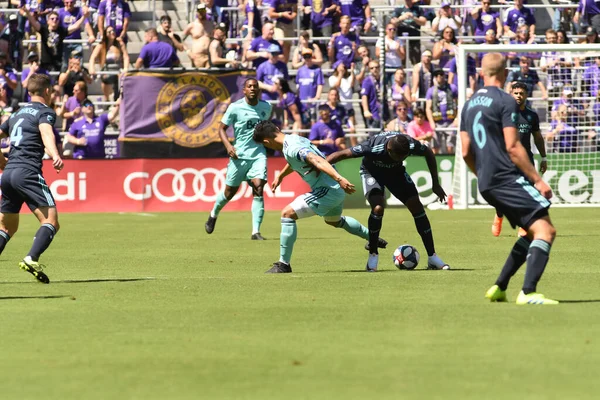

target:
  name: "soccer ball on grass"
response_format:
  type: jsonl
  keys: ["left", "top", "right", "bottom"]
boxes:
{"left": 392, "top": 245, "right": 420, "bottom": 270}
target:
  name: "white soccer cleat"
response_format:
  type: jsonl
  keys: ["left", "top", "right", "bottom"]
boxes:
{"left": 427, "top": 253, "right": 450, "bottom": 270}
{"left": 366, "top": 253, "right": 379, "bottom": 272}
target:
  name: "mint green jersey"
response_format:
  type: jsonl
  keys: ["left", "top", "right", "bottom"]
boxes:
{"left": 283, "top": 134, "right": 341, "bottom": 190}
{"left": 222, "top": 98, "right": 272, "bottom": 160}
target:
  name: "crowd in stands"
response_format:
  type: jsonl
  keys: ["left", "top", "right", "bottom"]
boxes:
{"left": 0, "top": 0, "right": 598, "bottom": 158}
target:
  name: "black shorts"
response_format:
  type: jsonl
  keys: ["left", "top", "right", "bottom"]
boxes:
{"left": 1, "top": 167, "right": 56, "bottom": 213}
{"left": 481, "top": 177, "right": 550, "bottom": 230}
{"left": 360, "top": 168, "right": 419, "bottom": 204}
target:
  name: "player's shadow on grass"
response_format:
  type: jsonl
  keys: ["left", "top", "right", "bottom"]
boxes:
{"left": 0, "top": 295, "right": 71, "bottom": 300}
{"left": 558, "top": 299, "right": 600, "bottom": 304}
{"left": 54, "top": 278, "right": 155, "bottom": 284}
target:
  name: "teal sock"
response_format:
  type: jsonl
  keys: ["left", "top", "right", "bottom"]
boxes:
{"left": 251, "top": 196, "right": 265, "bottom": 234}
{"left": 279, "top": 218, "right": 297, "bottom": 264}
{"left": 335, "top": 216, "right": 369, "bottom": 240}
{"left": 211, "top": 192, "right": 229, "bottom": 218}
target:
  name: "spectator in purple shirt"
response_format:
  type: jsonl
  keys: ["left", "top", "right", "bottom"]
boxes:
{"left": 247, "top": 22, "right": 283, "bottom": 69}
{"left": 98, "top": 0, "right": 131, "bottom": 42}
{"left": 503, "top": 0, "right": 535, "bottom": 40}
{"left": 268, "top": 0, "right": 298, "bottom": 63}
{"left": 574, "top": 0, "right": 600, "bottom": 36}
{"left": 59, "top": 0, "right": 95, "bottom": 69}
{"left": 21, "top": 51, "right": 50, "bottom": 101}
{"left": 583, "top": 55, "right": 600, "bottom": 97}
{"left": 60, "top": 80, "right": 88, "bottom": 130}
{"left": 309, "top": 104, "right": 346, "bottom": 155}
{"left": 66, "top": 98, "right": 120, "bottom": 159}
{"left": 276, "top": 78, "right": 305, "bottom": 131}
{"left": 425, "top": 70, "right": 458, "bottom": 154}
{"left": 334, "top": 0, "right": 372, "bottom": 34}
{"left": 135, "top": 28, "right": 180, "bottom": 69}
{"left": 361, "top": 60, "right": 382, "bottom": 131}
{"left": 257, "top": 44, "right": 289, "bottom": 101}
{"left": 302, "top": 0, "right": 336, "bottom": 40}
{"left": 328, "top": 15, "right": 360, "bottom": 69}
{"left": 471, "top": 0, "right": 502, "bottom": 43}
{"left": 446, "top": 55, "right": 477, "bottom": 94}
{"left": 295, "top": 47, "right": 323, "bottom": 122}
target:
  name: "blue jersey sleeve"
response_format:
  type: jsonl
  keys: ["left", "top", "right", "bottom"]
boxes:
{"left": 350, "top": 140, "right": 373, "bottom": 157}
{"left": 221, "top": 102, "right": 236, "bottom": 127}
{"left": 407, "top": 136, "right": 427, "bottom": 156}
{"left": 39, "top": 109, "right": 57, "bottom": 127}
{"left": 459, "top": 102, "right": 469, "bottom": 132}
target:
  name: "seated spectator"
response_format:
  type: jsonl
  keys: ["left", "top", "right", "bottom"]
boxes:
{"left": 1, "top": 13, "right": 24, "bottom": 70}
{"left": 406, "top": 107, "right": 433, "bottom": 145}
{"left": 376, "top": 23, "right": 405, "bottom": 86}
{"left": 97, "top": 0, "right": 131, "bottom": 42}
{"left": 303, "top": 0, "right": 336, "bottom": 42}
{"left": 354, "top": 44, "right": 371, "bottom": 84}
{"left": 291, "top": 30, "right": 323, "bottom": 69}
{"left": 209, "top": 22, "right": 240, "bottom": 68}
{"left": 334, "top": 0, "right": 372, "bottom": 35}
{"left": 21, "top": 51, "right": 50, "bottom": 101}
{"left": 276, "top": 78, "right": 303, "bottom": 131}
{"left": 426, "top": 70, "right": 457, "bottom": 154}
{"left": 309, "top": 104, "right": 345, "bottom": 155}
{"left": 471, "top": 0, "right": 502, "bottom": 43}
{"left": 503, "top": 0, "right": 535, "bottom": 40}
{"left": 506, "top": 56, "right": 547, "bottom": 99}
{"left": 391, "top": 0, "right": 426, "bottom": 65}
{"left": 385, "top": 100, "right": 412, "bottom": 134}
{"left": 65, "top": 98, "right": 120, "bottom": 159}
{"left": 89, "top": 28, "right": 129, "bottom": 101}
{"left": 0, "top": 83, "right": 18, "bottom": 117}
{"left": 61, "top": 80, "right": 88, "bottom": 130}
{"left": 328, "top": 15, "right": 360, "bottom": 70}
{"left": 24, "top": 7, "right": 89, "bottom": 72}
{"left": 135, "top": 28, "right": 180, "bottom": 69}
{"left": 432, "top": 26, "right": 457, "bottom": 69}
{"left": 556, "top": 28, "right": 570, "bottom": 44}
{"left": 411, "top": 49, "right": 435, "bottom": 104}
{"left": 540, "top": 29, "right": 573, "bottom": 99}
{"left": 182, "top": 3, "right": 214, "bottom": 68}
{"left": 431, "top": 1, "right": 461, "bottom": 38}
{"left": 247, "top": 22, "right": 282, "bottom": 69}
{"left": 59, "top": 0, "right": 95, "bottom": 70}
{"left": 0, "top": 51, "right": 17, "bottom": 101}
{"left": 157, "top": 15, "right": 185, "bottom": 52}
{"left": 58, "top": 53, "right": 93, "bottom": 97}
{"left": 446, "top": 55, "right": 477, "bottom": 95}
{"left": 361, "top": 60, "right": 382, "bottom": 131}
{"left": 551, "top": 85, "right": 583, "bottom": 125}
{"left": 295, "top": 48, "right": 323, "bottom": 122}
{"left": 576, "top": 27, "right": 600, "bottom": 67}
{"left": 390, "top": 68, "right": 412, "bottom": 105}
{"left": 547, "top": 104, "right": 579, "bottom": 153}
{"left": 325, "top": 88, "right": 355, "bottom": 142}
{"left": 268, "top": 0, "right": 298, "bottom": 63}
{"left": 257, "top": 44, "right": 289, "bottom": 102}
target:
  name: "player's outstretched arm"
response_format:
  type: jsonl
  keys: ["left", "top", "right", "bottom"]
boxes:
{"left": 40, "top": 123, "right": 63, "bottom": 173}
{"left": 326, "top": 148, "right": 356, "bottom": 165}
{"left": 218, "top": 122, "right": 237, "bottom": 159}
{"left": 532, "top": 129, "right": 548, "bottom": 173}
{"left": 423, "top": 146, "right": 446, "bottom": 202}
{"left": 459, "top": 130, "right": 477, "bottom": 175}
{"left": 271, "top": 163, "right": 294, "bottom": 191}
{"left": 305, "top": 152, "right": 355, "bottom": 194}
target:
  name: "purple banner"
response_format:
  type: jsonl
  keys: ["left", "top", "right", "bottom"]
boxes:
{"left": 120, "top": 70, "right": 254, "bottom": 148}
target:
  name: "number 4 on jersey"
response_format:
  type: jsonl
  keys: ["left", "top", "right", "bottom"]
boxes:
{"left": 10, "top": 118, "right": 24, "bottom": 146}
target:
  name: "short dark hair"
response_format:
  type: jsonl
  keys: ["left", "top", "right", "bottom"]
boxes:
{"left": 27, "top": 73, "right": 52, "bottom": 97}
{"left": 318, "top": 104, "right": 330, "bottom": 112}
{"left": 160, "top": 15, "right": 171, "bottom": 23}
{"left": 388, "top": 134, "right": 410, "bottom": 156}
{"left": 253, "top": 120, "right": 280, "bottom": 143}
{"left": 511, "top": 82, "right": 528, "bottom": 92}
{"left": 432, "top": 69, "right": 445, "bottom": 78}
{"left": 244, "top": 77, "right": 258, "bottom": 87}
{"left": 413, "top": 107, "right": 425, "bottom": 118}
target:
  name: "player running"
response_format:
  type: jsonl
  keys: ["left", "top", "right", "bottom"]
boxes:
{"left": 205, "top": 78, "right": 272, "bottom": 240}
{"left": 327, "top": 132, "right": 450, "bottom": 272}
{"left": 460, "top": 53, "right": 558, "bottom": 305}
{"left": 0, "top": 73, "right": 64, "bottom": 283}
{"left": 252, "top": 120, "right": 386, "bottom": 273}
{"left": 492, "top": 81, "right": 548, "bottom": 237}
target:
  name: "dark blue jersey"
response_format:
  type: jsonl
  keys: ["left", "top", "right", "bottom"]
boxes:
{"left": 0, "top": 102, "right": 57, "bottom": 173}
{"left": 350, "top": 131, "right": 427, "bottom": 173}
{"left": 516, "top": 105, "right": 540, "bottom": 163}
{"left": 459, "top": 86, "right": 520, "bottom": 192}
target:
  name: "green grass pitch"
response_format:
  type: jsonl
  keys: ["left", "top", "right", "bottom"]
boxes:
{"left": 1, "top": 208, "right": 599, "bottom": 400}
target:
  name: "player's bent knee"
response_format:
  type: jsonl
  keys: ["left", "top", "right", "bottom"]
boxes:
{"left": 281, "top": 206, "right": 298, "bottom": 220}
{"left": 323, "top": 215, "right": 342, "bottom": 227}
{"left": 372, "top": 205, "right": 384, "bottom": 215}
{"left": 224, "top": 186, "right": 239, "bottom": 199}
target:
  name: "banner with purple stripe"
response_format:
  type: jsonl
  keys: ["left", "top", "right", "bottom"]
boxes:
{"left": 120, "top": 70, "right": 255, "bottom": 148}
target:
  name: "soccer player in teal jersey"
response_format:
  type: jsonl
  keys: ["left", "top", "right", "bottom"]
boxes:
{"left": 252, "top": 120, "right": 387, "bottom": 273}
{"left": 205, "top": 78, "right": 272, "bottom": 240}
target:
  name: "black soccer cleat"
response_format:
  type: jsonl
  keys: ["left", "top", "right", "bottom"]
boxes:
{"left": 364, "top": 237, "right": 388, "bottom": 252}
{"left": 265, "top": 261, "right": 292, "bottom": 274}
{"left": 205, "top": 215, "right": 217, "bottom": 234}
{"left": 251, "top": 233, "right": 266, "bottom": 240}
{"left": 19, "top": 258, "right": 50, "bottom": 284}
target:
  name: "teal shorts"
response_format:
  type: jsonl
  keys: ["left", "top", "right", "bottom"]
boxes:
{"left": 225, "top": 158, "right": 267, "bottom": 187}
{"left": 296, "top": 186, "right": 346, "bottom": 218}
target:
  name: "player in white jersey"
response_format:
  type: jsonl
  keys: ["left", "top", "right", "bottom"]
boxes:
{"left": 205, "top": 78, "right": 272, "bottom": 240}
{"left": 253, "top": 120, "right": 386, "bottom": 273}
